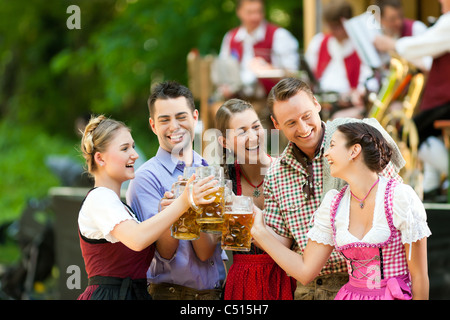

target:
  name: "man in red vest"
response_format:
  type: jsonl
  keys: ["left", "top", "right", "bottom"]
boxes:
{"left": 375, "top": 0, "right": 430, "bottom": 70}
{"left": 217, "top": 0, "right": 299, "bottom": 109}
{"left": 305, "top": 0, "right": 374, "bottom": 120}
{"left": 376, "top": 0, "right": 427, "bottom": 39}
{"left": 374, "top": 0, "right": 450, "bottom": 201}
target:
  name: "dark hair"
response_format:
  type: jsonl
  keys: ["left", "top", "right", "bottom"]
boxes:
{"left": 147, "top": 81, "right": 195, "bottom": 118}
{"left": 267, "top": 77, "right": 314, "bottom": 120}
{"left": 375, "top": 0, "right": 402, "bottom": 15}
{"left": 337, "top": 122, "right": 392, "bottom": 173}
{"left": 323, "top": 0, "right": 353, "bottom": 24}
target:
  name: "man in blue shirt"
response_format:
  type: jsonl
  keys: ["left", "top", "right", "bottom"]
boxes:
{"left": 126, "top": 81, "right": 227, "bottom": 299}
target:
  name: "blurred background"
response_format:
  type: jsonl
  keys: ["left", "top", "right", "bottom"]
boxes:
{"left": 0, "top": 0, "right": 447, "bottom": 300}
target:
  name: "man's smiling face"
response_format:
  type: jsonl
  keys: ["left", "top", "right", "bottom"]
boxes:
{"left": 271, "top": 90, "right": 323, "bottom": 159}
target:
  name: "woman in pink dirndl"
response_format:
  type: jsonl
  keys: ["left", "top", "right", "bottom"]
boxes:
{"left": 252, "top": 122, "right": 431, "bottom": 300}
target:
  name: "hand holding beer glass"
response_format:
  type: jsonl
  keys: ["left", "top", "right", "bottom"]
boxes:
{"left": 171, "top": 181, "right": 201, "bottom": 240}
{"left": 201, "top": 179, "right": 233, "bottom": 235}
{"left": 168, "top": 166, "right": 219, "bottom": 240}
{"left": 195, "top": 166, "right": 225, "bottom": 224}
{"left": 221, "top": 195, "right": 254, "bottom": 251}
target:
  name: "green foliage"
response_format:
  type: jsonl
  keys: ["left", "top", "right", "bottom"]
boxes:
{"left": 0, "top": 120, "right": 80, "bottom": 223}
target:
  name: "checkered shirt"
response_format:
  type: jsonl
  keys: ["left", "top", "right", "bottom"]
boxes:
{"left": 264, "top": 123, "right": 403, "bottom": 277}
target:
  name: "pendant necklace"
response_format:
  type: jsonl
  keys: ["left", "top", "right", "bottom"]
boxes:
{"left": 240, "top": 170, "right": 264, "bottom": 197}
{"left": 350, "top": 177, "right": 379, "bottom": 209}
{"left": 236, "top": 155, "right": 271, "bottom": 198}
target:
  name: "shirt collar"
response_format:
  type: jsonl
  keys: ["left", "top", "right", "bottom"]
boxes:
{"left": 234, "top": 21, "right": 267, "bottom": 43}
{"left": 281, "top": 122, "right": 327, "bottom": 167}
{"left": 156, "top": 147, "right": 208, "bottom": 175}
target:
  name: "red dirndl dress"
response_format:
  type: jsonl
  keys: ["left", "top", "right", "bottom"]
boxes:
{"left": 224, "top": 247, "right": 296, "bottom": 300}
{"left": 77, "top": 231, "right": 154, "bottom": 300}
{"left": 77, "top": 192, "right": 154, "bottom": 300}
{"left": 223, "top": 163, "right": 295, "bottom": 300}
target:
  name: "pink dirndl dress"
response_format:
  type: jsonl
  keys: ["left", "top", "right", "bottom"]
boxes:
{"left": 331, "top": 179, "right": 412, "bottom": 300}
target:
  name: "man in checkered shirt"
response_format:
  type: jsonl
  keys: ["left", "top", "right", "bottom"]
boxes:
{"left": 263, "top": 78, "right": 405, "bottom": 299}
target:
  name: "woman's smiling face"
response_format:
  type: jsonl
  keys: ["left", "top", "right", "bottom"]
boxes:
{"left": 99, "top": 127, "right": 139, "bottom": 183}
{"left": 324, "top": 130, "right": 353, "bottom": 179}
{"left": 225, "top": 108, "right": 266, "bottom": 164}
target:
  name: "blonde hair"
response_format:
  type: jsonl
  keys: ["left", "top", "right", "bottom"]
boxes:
{"left": 80, "top": 115, "right": 129, "bottom": 175}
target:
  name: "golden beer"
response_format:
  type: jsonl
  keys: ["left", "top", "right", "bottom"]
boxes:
{"left": 171, "top": 207, "right": 200, "bottom": 240}
{"left": 171, "top": 180, "right": 200, "bottom": 240}
{"left": 200, "top": 221, "right": 223, "bottom": 234}
{"left": 200, "top": 179, "right": 232, "bottom": 234}
{"left": 196, "top": 186, "right": 225, "bottom": 224}
{"left": 221, "top": 210, "right": 254, "bottom": 251}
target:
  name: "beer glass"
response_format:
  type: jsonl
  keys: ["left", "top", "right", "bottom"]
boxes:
{"left": 195, "top": 165, "right": 224, "bottom": 180}
{"left": 183, "top": 166, "right": 197, "bottom": 181}
{"left": 171, "top": 181, "right": 200, "bottom": 240}
{"left": 221, "top": 195, "right": 254, "bottom": 251}
{"left": 201, "top": 179, "right": 233, "bottom": 234}
{"left": 195, "top": 166, "right": 225, "bottom": 224}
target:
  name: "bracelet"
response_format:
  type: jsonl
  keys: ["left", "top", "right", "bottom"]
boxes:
{"left": 188, "top": 183, "right": 200, "bottom": 211}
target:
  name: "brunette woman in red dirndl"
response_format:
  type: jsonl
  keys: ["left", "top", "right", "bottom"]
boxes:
{"left": 215, "top": 100, "right": 295, "bottom": 300}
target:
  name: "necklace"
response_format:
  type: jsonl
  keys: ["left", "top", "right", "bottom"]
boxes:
{"left": 235, "top": 155, "right": 272, "bottom": 198}
{"left": 350, "top": 177, "right": 379, "bottom": 209}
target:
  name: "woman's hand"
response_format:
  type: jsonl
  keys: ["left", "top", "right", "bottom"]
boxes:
{"left": 185, "top": 174, "right": 219, "bottom": 210}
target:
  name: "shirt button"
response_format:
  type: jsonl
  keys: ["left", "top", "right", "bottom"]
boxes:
{"left": 210, "top": 260, "right": 215, "bottom": 266}
{"left": 316, "top": 278, "right": 323, "bottom": 285}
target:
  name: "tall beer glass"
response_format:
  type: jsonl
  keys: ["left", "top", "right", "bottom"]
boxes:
{"left": 170, "top": 181, "right": 200, "bottom": 240}
{"left": 221, "top": 195, "right": 254, "bottom": 251}
{"left": 201, "top": 179, "right": 233, "bottom": 234}
{"left": 195, "top": 166, "right": 225, "bottom": 224}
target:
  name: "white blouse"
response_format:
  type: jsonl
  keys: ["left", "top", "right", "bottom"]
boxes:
{"left": 78, "top": 187, "right": 139, "bottom": 243}
{"left": 308, "top": 176, "right": 431, "bottom": 248}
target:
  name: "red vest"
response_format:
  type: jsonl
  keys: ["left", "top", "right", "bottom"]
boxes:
{"left": 401, "top": 19, "right": 414, "bottom": 37}
{"left": 79, "top": 231, "right": 154, "bottom": 279}
{"left": 315, "top": 35, "right": 362, "bottom": 89}
{"left": 420, "top": 53, "right": 450, "bottom": 111}
{"left": 229, "top": 23, "right": 279, "bottom": 94}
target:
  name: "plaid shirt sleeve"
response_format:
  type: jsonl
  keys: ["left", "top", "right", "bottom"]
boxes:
{"left": 381, "top": 161, "right": 403, "bottom": 183}
{"left": 263, "top": 167, "right": 292, "bottom": 238}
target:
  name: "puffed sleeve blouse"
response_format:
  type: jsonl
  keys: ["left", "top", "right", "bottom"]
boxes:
{"left": 78, "top": 187, "right": 140, "bottom": 243}
{"left": 307, "top": 176, "right": 431, "bottom": 248}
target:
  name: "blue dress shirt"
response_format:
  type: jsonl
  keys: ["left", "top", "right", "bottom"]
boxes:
{"left": 126, "top": 147, "right": 227, "bottom": 290}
